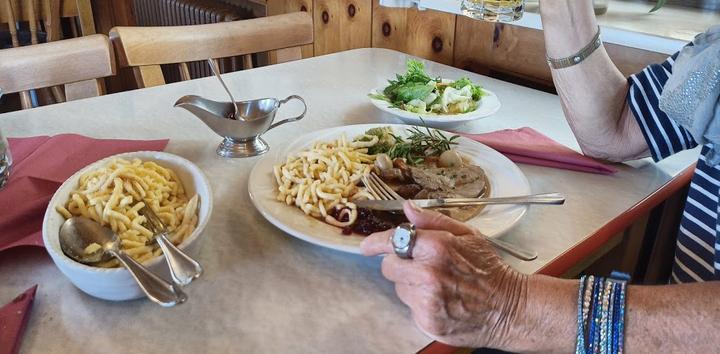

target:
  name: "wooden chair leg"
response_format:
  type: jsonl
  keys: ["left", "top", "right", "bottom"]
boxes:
{"left": 243, "top": 54, "right": 253, "bottom": 69}
{"left": 19, "top": 91, "right": 33, "bottom": 109}
{"left": 50, "top": 85, "right": 66, "bottom": 102}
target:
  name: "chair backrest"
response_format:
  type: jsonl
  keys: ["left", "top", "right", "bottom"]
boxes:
{"left": 109, "top": 12, "right": 313, "bottom": 88}
{"left": 0, "top": 34, "right": 116, "bottom": 104}
{"left": 1, "top": 0, "right": 96, "bottom": 109}
{"left": 2, "top": 0, "right": 95, "bottom": 41}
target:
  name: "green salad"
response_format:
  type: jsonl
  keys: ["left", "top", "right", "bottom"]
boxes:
{"left": 370, "top": 59, "right": 485, "bottom": 115}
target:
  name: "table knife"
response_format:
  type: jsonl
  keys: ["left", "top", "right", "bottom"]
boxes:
{"left": 354, "top": 193, "right": 565, "bottom": 211}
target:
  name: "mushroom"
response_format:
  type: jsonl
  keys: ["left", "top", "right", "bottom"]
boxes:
{"left": 438, "top": 149, "right": 463, "bottom": 168}
{"left": 374, "top": 153, "right": 393, "bottom": 171}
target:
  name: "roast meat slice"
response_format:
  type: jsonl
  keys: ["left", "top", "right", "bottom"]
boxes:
{"left": 409, "top": 165, "right": 487, "bottom": 198}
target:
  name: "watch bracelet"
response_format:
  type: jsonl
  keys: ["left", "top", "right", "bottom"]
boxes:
{"left": 546, "top": 26, "right": 602, "bottom": 69}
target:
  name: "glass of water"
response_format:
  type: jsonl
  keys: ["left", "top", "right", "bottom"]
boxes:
{"left": 0, "top": 129, "right": 11, "bottom": 190}
{"left": 461, "top": 0, "right": 525, "bottom": 22}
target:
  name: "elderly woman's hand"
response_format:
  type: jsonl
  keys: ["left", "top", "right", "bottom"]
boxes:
{"left": 361, "top": 201, "right": 529, "bottom": 349}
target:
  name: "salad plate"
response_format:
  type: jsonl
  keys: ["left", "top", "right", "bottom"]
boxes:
{"left": 368, "top": 60, "right": 501, "bottom": 129}
{"left": 248, "top": 124, "right": 530, "bottom": 254}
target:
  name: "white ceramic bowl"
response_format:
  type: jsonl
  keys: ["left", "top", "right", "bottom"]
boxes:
{"left": 42, "top": 151, "right": 213, "bottom": 301}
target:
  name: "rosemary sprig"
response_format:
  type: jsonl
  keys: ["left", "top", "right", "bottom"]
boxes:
{"left": 387, "top": 123, "right": 460, "bottom": 165}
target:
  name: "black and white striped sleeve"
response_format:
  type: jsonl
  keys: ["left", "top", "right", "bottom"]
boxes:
{"left": 627, "top": 51, "right": 698, "bottom": 162}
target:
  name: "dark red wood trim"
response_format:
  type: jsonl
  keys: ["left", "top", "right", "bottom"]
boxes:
{"left": 536, "top": 164, "right": 695, "bottom": 277}
{"left": 419, "top": 164, "right": 695, "bottom": 353}
{"left": 417, "top": 341, "right": 457, "bottom": 354}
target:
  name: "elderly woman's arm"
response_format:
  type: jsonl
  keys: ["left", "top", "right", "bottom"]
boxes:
{"left": 539, "top": 0, "right": 650, "bottom": 161}
{"left": 526, "top": 274, "right": 720, "bottom": 353}
{"left": 361, "top": 203, "right": 720, "bottom": 353}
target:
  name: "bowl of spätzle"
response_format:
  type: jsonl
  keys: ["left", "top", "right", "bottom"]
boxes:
{"left": 42, "top": 151, "right": 213, "bottom": 301}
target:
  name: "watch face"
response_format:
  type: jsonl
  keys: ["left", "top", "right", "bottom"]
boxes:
{"left": 392, "top": 225, "right": 413, "bottom": 248}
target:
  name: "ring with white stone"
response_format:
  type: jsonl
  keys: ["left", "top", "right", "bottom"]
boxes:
{"left": 392, "top": 223, "right": 416, "bottom": 259}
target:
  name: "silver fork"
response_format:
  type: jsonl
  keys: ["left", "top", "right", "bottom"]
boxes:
{"left": 362, "top": 172, "right": 539, "bottom": 261}
{"left": 140, "top": 205, "right": 203, "bottom": 286}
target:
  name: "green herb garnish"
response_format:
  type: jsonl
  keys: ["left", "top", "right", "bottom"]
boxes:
{"left": 387, "top": 124, "right": 460, "bottom": 165}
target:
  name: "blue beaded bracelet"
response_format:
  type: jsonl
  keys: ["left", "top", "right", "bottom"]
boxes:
{"left": 575, "top": 272, "right": 629, "bottom": 354}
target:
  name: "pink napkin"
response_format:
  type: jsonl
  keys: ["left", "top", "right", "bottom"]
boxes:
{"left": 0, "top": 134, "right": 168, "bottom": 252}
{"left": 0, "top": 285, "right": 37, "bottom": 354}
{"left": 459, "top": 127, "right": 617, "bottom": 175}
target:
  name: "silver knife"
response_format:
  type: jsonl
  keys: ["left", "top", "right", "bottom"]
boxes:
{"left": 354, "top": 193, "right": 565, "bottom": 211}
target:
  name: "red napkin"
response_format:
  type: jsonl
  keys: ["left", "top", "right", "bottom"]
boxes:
{"left": 459, "top": 127, "right": 617, "bottom": 175}
{"left": 0, "top": 285, "right": 37, "bottom": 354}
{"left": 0, "top": 134, "right": 168, "bottom": 252}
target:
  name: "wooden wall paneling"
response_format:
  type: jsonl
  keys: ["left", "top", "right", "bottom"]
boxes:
{"left": 91, "top": 0, "right": 137, "bottom": 93}
{"left": 452, "top": 16, "right": 494, "bottom": 76}
{"left": 605, "top": 42, "right": 669, "bottom": 77}
{"left": 372, "top": 0, "right": 455, "bottom": 65}
{"left": 372, "top": 1, "right": 408, "bottom": 52}
{"left": 267, "top": 0, "right": 313, "bottom": 59}
{"left": 314, "top": 0, "right": 370, "bottom": 55}
{"left": 455, "top": 17, "right": 670, "bottom": 88}
{"left": 480, "top": 22, "right": 552, "bottom": 84}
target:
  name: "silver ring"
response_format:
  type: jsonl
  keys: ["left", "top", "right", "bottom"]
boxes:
{"left": 392, "top": 223, "right": 416, "bottom": 259}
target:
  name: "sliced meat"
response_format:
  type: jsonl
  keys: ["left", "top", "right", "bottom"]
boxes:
{"left": 409, "top": 165, "right": 487, "bottom": 198}
{"left": 409, "top": 167, "right": 453, "bottom": 190}
{"left": 395, "top": 184, "right": 423, "bottom": 199}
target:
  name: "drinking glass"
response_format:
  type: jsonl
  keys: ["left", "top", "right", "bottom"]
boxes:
{"left": 0, "top": 129, "right": 11, "bottom": 190}
{"left": 461, "top": 0, "right": 525, "bottom": 22}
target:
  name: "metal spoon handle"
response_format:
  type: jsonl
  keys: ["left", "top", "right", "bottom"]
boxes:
{"left": 207, "top": 58, "right": 240, "bottom": 120}
{"left": 484, "top": 237, "right": 537, "bottom": 261}
{"left": 109, "top": 249, "right": 188, "bottom": 307}
{"left": 156, "top": 234, "right": 203, "bottom": 286}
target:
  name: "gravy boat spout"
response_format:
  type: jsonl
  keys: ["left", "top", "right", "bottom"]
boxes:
{"left": 174, "top": 94, "right": 307, "bottom": 158}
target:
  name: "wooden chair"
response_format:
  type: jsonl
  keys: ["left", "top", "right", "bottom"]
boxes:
{"left": 1, "top": 0, "right": 96, "bottom": 108}
{"left": 109, "top": 12, "right": 313, "bottom": 88}
{"left": 0, "top": 34, "right": 116, "bottom": 106}
{"left": 2, "top": 0, "right": 96, "bottom": 39}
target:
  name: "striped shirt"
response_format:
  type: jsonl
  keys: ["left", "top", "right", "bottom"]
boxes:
{"left": 628, "top": 49, "right": 719, "bottom": 283}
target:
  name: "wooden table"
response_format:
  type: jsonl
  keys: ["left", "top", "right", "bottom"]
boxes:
{"left": 0, "top": 48, "right": 698, "bottom": 353}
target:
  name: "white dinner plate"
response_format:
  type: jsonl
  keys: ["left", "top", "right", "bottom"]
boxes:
{"left": 248, "top": 124, "right": 530, "bottom": 254}
{"left": 368, "top": 82, "right": 501, "bottom": 129}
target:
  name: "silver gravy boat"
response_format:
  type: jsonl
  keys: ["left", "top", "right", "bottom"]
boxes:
{"left": 174, "top": 95, "right": 307, "bottom": 157}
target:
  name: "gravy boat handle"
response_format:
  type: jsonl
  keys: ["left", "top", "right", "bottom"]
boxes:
{"left": 268, "top": 95, "right": 307, "bottom": 131}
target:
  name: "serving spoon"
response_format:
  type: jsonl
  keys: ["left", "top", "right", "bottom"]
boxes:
{"left": 59, "top": 217, "right": 187, "bottom": 307}
{"left": 207, "top": 58, "right": 244, "bottom": 121}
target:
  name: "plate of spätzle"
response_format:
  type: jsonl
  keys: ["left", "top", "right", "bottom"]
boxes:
{"left": 248, "top": 123, "right": 530, "bottom": 254}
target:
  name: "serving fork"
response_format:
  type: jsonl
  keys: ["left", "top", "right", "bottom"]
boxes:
{"left": 361, "top": 172, "right": 540, "bottom": 261}
{"left": 140, "top": 205, "right": 203, "bottom": 286}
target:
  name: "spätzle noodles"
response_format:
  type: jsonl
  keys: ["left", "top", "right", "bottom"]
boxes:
{"left": 274, "top": 134, "right": 375, "bottom": 227}
{"left": 56, "top": 158, "right": 199, "bottom": 267}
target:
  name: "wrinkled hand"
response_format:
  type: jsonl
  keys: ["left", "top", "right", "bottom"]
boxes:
{"left": 361, "top": 201, "right": 528, "bottom": 349}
